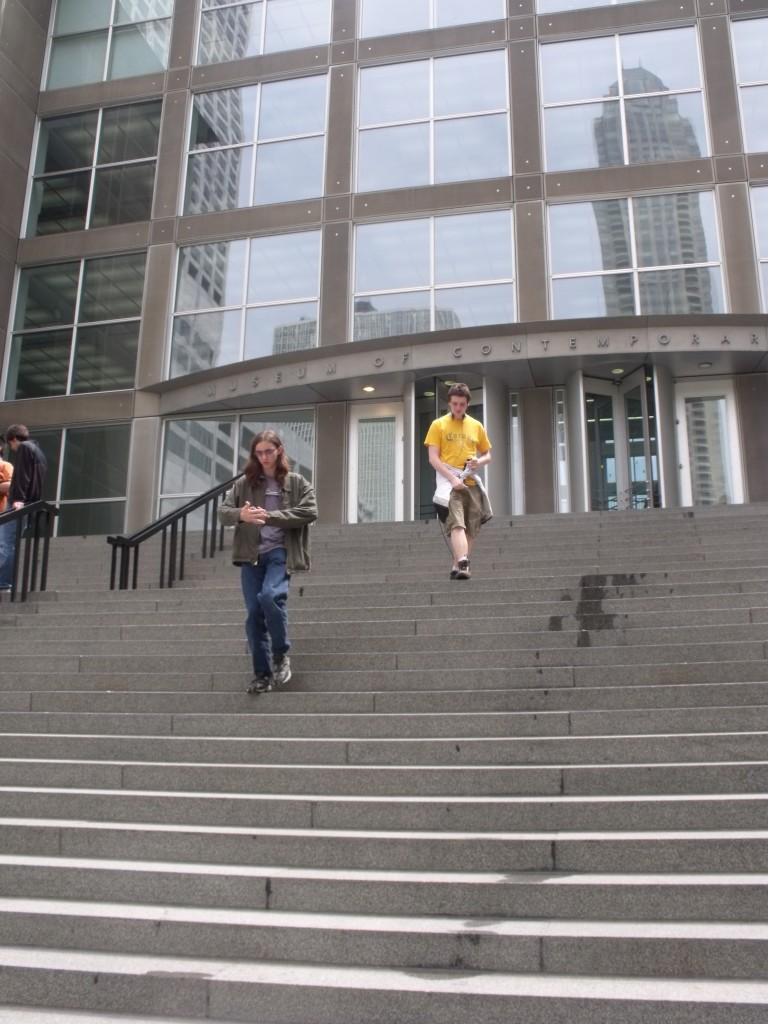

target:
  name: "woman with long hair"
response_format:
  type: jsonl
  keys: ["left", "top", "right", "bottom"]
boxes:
{"left": 219, "top": 430, "right": 317, "bottom": 693}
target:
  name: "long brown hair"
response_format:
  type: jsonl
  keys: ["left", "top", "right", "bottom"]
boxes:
{"left": 244, "top": 429, "right": 291, "bottom": 487}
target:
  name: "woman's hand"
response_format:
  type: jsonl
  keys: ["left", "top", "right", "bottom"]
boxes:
{"left": 239, "top": 501, "right": 267, "bottom": 525}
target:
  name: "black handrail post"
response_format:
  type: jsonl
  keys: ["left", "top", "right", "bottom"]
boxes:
{"left": 210, "top": 494, "right": 219, "bottom": 556}
{"left": 202, "top": 503, "right": 210, "bottom": 558}
{"left": 109, "top": 542, "right": 118, "bottom": 590}
{"left": 179, "top": 516, "right": 187, "bottom": 582}
{"left": 120, "top": 544, "right": 130, "bottom": 590}
{"left": 29, "top": 508, "right": 43, "bottom": 594}
{"left": 159, "top": 527, "right": 167, "bottom": 589}
{"left": 20, "top": 521, "right": 33, "bottom": 602}
{"left": 132, "top": 545, "right": 139, "bottom": 590}
{"left": 39, "top": 509, "right": 53, "bottom": 592}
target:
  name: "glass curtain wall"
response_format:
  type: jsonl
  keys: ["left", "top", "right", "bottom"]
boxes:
{"left": 6, "top": 253, "right": 146, "bottom": 399}
{"left": 353, "top": 210, "right": 515, "bottom": 341}
{"left": 541, "top": 27, "right": 708, "bottom": 172}
{"left": 28, "top": 102, "right": 162, "bottom": 236}
{"left": 46, "top": 0, "right": 172, "bottom": 90}
{"left": 548, "top": 191, "right": 724, "bottom": 318}
{"left": 198, "top": 0, "right": 331, "bottom": 64}
{"left": 731, "top": 17, "right": 768, "bottom": 153}
{"left": 357, "top": 50, "right": 509, "bottom": 192}
{"left": 359, "top": 0, "right": 504, "bottom": 37}
{"left": 751, "top": 187, "right": 768, "bottom": 310}
{"left": 185, "top": 75, "right": 328, "bottom": 214}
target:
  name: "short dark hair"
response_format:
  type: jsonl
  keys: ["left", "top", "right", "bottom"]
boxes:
{"left": 5, "top": 424, "right": 30, "bottom": 442}
{"left": 447, "top": 383, "right": 471, "bottom": 402}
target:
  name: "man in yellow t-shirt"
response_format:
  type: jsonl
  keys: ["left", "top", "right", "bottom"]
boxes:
{"left": 424, "top": 383, "right": 492, "bottom": 580}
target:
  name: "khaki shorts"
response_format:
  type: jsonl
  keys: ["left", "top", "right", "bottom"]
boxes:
{"left": 445, "top": 484, "right": 489, "bottom": 540}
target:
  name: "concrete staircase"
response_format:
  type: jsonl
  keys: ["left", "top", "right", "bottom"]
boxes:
{"left": 0, "top": 506, "right": 767, "bottom": 1022}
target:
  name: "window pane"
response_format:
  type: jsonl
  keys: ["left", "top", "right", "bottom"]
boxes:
{"left": 198, "top": 5, "right": 263, "bottom": 65}
{"left": 185, "top": 148, "right": 254, "bottom": 213}
{"left": 740, "top": 86, "right": 768, "bottom": 152}
{"left": 753, "top": 187, "right": 768, "bottom": 258}
{"left": 356, "top": 417, "right": 395, "bottom": 522}
{"left": 552, "top": 274, "right": 636, "bottom": 318}
{"left": 435, "top": 211, "right": 513, "bottom": 284}
{"left": 434, "top": 51, "right": 507, "bottom": 116}
{"left": 545, "top": 103, "right": 617, "bottom": 171}
{"left": 633, "top": 192, "right": 718, "bottom": 266}
{"left": 90, "top": 163, "right": 156, "bottom": 227}
{"left": 176, "top": 239, "right": 248, "bottom": 311}
{"left": 264, "top": 0, "right": 330, "bottom": 53}
{"left": 353, "top": 292, "right": 431, "bottom": 340}
{"left": 170, "top": 309, "right": 243, "bottom": 376}
{"left": 437, "top": 0, "right": 504, "bottom": 26}
{"left": 47, "top": 33, "right": 108, "bottom": 89}
{"left": 28, "top": 173, "right": 91, "bottom": 236}
{"left": 248, "top": 231, "right": 320, "bottom": 301}
{"left": 6, "top": 331, "right": 71, "bottom": 400}
{"left": 359, "top": 62, "right": 430, "bottom": 126}
{"left": 15, "top": 263, "right": 80, "bottom": 329}
{"left": 253, "top": 136, "right": 324, "bottom": 204}
{"left": 109, "top": 20, "right": 170, "bottom": 79}
{"left": 34, "top": 430, "right": 63, "bottom": 503}
{"left": 244, "top": 301, "right": 318, "bottom": 357}
{"left": 355, "top": 220, "right": 430, "bottom": 292}
{"left": 435, "top": 284, "right": 515, "bottom": 328}
{"left": 540, "top": 37, "right": 617, "bottom": 104}
{"left": 625, "top": 93, "right": 707, "bottom": 164}
{"left": 80, "top": 253, "right": 146, "bottom": 322}
{"left": 639, "top": 267, "right": 724, "bottom": 314}
{"left": 732, "top": 18, "right": 768, "bottom": 82}
{"left": 54, "top": 0, "right": 111, "bottom": 35}
{"left": 258, "top": 75, "right": 327, "bottom": 139}
{"left": 434, "top": 114, "right": 508, "bottom": 182}
{"left": 71, "top": 321, "right": 139, "bottom": 392}
{"left": 62, "top": 424, "right": 131, "bottom": 500}
{"left": 549, "top": 201, "right": 631, "bottom": 274}
{"left": 240, "top": 411, "right": 314, "bottom": 481}
{"left": 98, "top": 102, "right": 162, "bottom": 163}
{"left": 162, "top": 419, "right": 235, "bottom": 494}
{"left": 357, "top": 124, "right": 430, "bottom": 191}
{"left": 36, "top": 112, "right": 98, "bottom": 173}
{"left": 191, "top": 88, "right": 258, "bottom": 149}
{"left": 621, "top": 28, "right": 700, "bottom": 93}
{"left": 114, "top": 0, "right": 174, "bottom": 23}
{"left": 58, "top": 501, "right": 126, "bottom": 536}
{"left": 762, "top": 264, "right": 768, "bottom": 312}
{"left": 360, "top": 0, "right": 429, "bottom": 38}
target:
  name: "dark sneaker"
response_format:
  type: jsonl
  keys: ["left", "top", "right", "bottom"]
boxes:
{"left": 272, "top": 654, "right": 292, "bottom": 688}
{"left": 449, "top": 568, "right": 460, "bottom": 580}
{"left": 456, "top": 557, "right": 471, "bottom": 580}
{"left": 247, "top": 673, "right": 272, "bottom": 694}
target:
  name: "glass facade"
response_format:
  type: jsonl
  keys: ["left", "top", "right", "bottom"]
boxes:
{"left": 752, "top": 186, "right": 768, "bottom": 311}
{"left": 28, "top": 102, "right": 162, "bottom": 236}
{"left": 185, "top": 75, "right": 328, "bottom": 213}
{"left": 359, "top": 0, "right": 505, "bottom": 38}
{"left": 354, "top": 210, "right": 515, "bottom": 340}
{"left": 357, "top": 51, "right": 509, "bottom": 192}
{"left": 548, "top": 191, "right": 724, "bottom": 318}
{"left": 198, "top": 0, "right": 331, "bottom": 64}
{"left": 171, "top": 231, "right": 321, "bottom": 376}
{"left": 46, "top": 0, "right": 172, "bottom": 89}
{"left": 6, "top": 253, "right": 145, "bottom": 400}
{"left": 732, "top": 18, "right": 768, "bottom": 153}
{"left": 541, "top": 28, "right": 707, "bottom": 172}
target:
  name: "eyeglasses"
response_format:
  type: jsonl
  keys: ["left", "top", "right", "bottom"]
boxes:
{"left": 254, "top": 447, "right": 278, "bottom": 456}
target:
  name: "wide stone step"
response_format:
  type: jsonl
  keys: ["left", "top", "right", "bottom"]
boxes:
{"left": 1, "top": 945, "right": 767, "bottom": 1024}
{"left": 0, "top": 855, "right": 764, "bottom": 920}
{"left": 2, "top": 898, "right": 767, "bottom": 979}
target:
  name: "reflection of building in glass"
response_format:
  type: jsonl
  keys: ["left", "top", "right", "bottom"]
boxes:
{"left": 593, "top": 67, "right": 712, "bottom": 315}
{"left": 357, "top": 417, "right": 395, "bottom": 522}
{"left": 273, "top": 317, "right": 318, "bottom": 353}
{"left": 685, "top": 397, "right": 730, "bottom": 504}
{"left": 353, "top": 299, "right": 461, "bottom": 341}
{"left": 198, "top": 1, "right": 255, "bottom": 65}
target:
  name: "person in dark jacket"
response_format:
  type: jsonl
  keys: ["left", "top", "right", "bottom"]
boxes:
{"left": 218, "top": 429, "right": 317, "bottom": 694}
{"left": 0, "top": 425, "right": 47, "bottom": 590}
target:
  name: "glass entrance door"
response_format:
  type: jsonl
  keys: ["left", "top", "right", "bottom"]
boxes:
{"left": 675, "top": 380, "right": 744, "bottom": 506}
{"left": 584, "top": 369, "right": 659, "bottom": 511}
{"left": 348, "top": 401, "right": 404, "bottom": 523}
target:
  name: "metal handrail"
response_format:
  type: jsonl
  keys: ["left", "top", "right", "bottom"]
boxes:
{"left": 0, "top": 501, "right": 59, "bottom": 602}
{"left": 107, "top": 475, "right": 238, "bottom": 590}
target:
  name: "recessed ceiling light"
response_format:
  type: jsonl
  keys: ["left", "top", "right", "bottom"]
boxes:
{"left": 362, "top": 385, "right": 376, "bottom": 392}
{"left": 698, "top": 361, "right": 713, "bottom": 369}
{"left": 423, "top": 390, "right": 435, "bottom": 397}
{"left": 611, "top": 368, "right": 624, "bottom": 375}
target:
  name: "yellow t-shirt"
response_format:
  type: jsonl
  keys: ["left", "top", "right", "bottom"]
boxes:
{"left": 0, "top": 460, "right": 12, "bottom": 515}
{"left": 424, "top": 413, "right": 492, "bottom": 482}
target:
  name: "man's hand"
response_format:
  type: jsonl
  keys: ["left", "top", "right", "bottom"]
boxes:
{"left": 451, "top": 476, "right": 467, "bottom": 490}
{"left": 239, "top": 501, "right": 267, "bottom": 525}
{"left": 12, "top": 502, "right": 23, "bottom": 511}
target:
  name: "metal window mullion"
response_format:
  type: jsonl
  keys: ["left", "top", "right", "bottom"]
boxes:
{"left": 260, "top": 0, "right": 268, "bottom": 55}
{"left": 626, "top": 195, "right": 641, "bottom": 313}
{"left": 240, "top": 234, "right": 253, "bottom": 363}
{"left": 65, "top": 260, "right": 88, "bottom": 395}
{"left": 84, "top": 108, "right": 104, "bottom": 229}
{"left": 429, "top": 58, "right": 436, "bottom": 185}
{"left": 429, "top": 217, "right": 436, "bottom": 331}
{"left": 104, "top": 0, "right": 118, "bottom": 81}
{"left": 250, "top": 84, "right": 262, "bottom": 206}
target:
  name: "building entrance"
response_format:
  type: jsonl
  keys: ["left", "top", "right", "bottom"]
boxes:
{"left": 584, "top": 369, "right": 659, "bottom": 511}
{"left": 674, "top": 379, "right": 744, "bottom": 506}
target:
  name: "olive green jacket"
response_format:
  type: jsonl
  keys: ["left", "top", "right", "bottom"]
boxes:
{"left": 218, "top": 472, "right": 317, "bottom": 571}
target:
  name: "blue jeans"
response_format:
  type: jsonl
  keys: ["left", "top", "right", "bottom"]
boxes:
{"left": 240, "top": 547, "right": 291, "bottom": 675}
{"left": 0, "top": 519, "right": 18, "bottom": 588}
